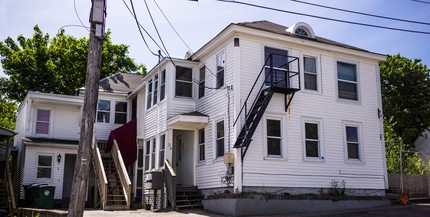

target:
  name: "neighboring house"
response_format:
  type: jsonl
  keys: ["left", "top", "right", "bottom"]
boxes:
{"left": 13, "top": 73, "right": 143, "bottom": 208}
{"left": 414, "top": 129, "right": 430, "bottom": 164}
{"left": 132, "top": 20, "right": 387, "bottom": 210}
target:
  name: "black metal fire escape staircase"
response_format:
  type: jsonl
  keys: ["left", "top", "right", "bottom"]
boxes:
{"left": 234, "top": 54, "right": 301, "bottom": 161}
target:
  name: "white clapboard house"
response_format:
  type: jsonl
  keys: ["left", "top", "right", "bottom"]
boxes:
{"left": 134, "top": 20, "right": 387, "bottom": 210}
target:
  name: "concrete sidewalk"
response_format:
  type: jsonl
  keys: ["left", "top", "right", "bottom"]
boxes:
{"left": 82, "top": 209, "right": 226, "bottom": 217}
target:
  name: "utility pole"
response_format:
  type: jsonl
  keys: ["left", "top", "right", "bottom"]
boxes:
{"left": 67, "top": 0, "right": 106, "bottom": 216}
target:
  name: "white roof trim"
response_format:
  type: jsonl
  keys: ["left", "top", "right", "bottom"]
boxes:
{"left": 286, "top": 22, "right": 315, "bottom": 38}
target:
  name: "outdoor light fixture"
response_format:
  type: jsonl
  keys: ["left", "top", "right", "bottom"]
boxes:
{"left": 57, "top": 154, "right": 62, "bottom": 163}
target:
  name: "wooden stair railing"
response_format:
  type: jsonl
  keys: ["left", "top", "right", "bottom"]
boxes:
{"left": 92, "top": 145, "right": 108, "bottom": 209}
{"left": 164, "top": 160, "right": 176, "bottom": 210}
{"left": 112, "top": 140, "right": 132, "bottom": 209}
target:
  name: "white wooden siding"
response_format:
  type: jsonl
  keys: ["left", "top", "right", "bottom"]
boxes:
{"left": 95, "top": 95, "right": 130, "bottom": 140}
{"left": 22, "top": 145, "right": 78, "bottom": 199}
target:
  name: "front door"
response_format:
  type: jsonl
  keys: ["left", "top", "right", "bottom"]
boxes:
{"left": 174, "top": 130, "right": 194, "bottom": 186}
{"left": 62, "top": 154, "right": 76, "bottom": 199}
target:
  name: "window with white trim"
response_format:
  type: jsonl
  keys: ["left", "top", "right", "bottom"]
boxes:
{"left": 216, "top": 51, "right": 225, "bottom": 88}
{"left": 136, "top": 139, "right": 144, "bottom": 198}
{"left": 216, "top": 120, "right": 224, "bottom": 158}
{"left": 151, "top": 138, "right": 156, "bottom": 169}
{"left": 160, "top": 69, "right": 166, "bottom": 101}
{"left": 175, "top": 66, "right": 193, "bottom": 97}
{"left": 147, "top": 78, "right": 153, "bottom": 109}
{"left": 344, "top": 124, "right": 361, "bottom": 161}
{"left": 36, "top": 109, "right": 50, "bottom": 135}
{"left": 198, "top": 128, "right": 205, "bottom": 162}
{"left": 199, "top": 66, "right": 205, "bottom": 99}
{"left": 337, "top": 62, "right": 358, "bottom": 100}
{"left": 266, "top": 119, "right": 282, "bottom": 156}
{"left": 145, "top": 140, "right": 150, "bottom": 171}
{"left": 159, "top": 135, "right": 165, "bottom": 167}
{"left": 153, "top": 74, "right": 158, "bottom": 105}
{"left": 114, "top": 102, "right": 127, "bottom": 124}
{"left": 304, "top": 56, "right": 317, "bottom": 91}
{"left": 304, "top": 122, "right": 320, "bottom": 158}
{"left": 97, "top": 100, "right": 110, "bottom": 123}
{"left": 37, "top": 154, "right": 53, "bottom": 179}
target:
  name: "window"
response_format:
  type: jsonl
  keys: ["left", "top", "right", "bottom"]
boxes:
{"left": 216, "top": 121, "right": 224, "bottom": 158}
{"left": 145, "top": 140, "right": 150, "bottom": 171}
{"left": 295, "top": 27, "right": 309, "bottom": 37}
{"left": 115, "top": 102, "right": 127, "bottom": 124}
{"left": 337, "top": 62, "right": 358, "bottom": 100}
{"left": 175, "top": 66, "right": 193, "bottom": 97}
{"left": 266, "top": 119, "right": 281, "bottom": 156}
{"left": 345, "top": 125, "right": 361, "bottom": 160}
{"left": 151, "top": 138, "right": 156, "bottom": 169}
{"left": 160, "top": 69, "right": 166, "bottom": 101}
{"left": 304, "top": 56, "right": 317, "bottom": 91}
{"left": 37, "top": 155, "right": 53, "bottom": 179}
{"left": 264, "top": 47, "right": 289, "bottom": 86}
{"left": 216, "top": 51, "right": 225, "bottom": 88}
{"left": 198, "top": 128, "right": 205, "bottom": 161}
{"left": 97, "top": 100, "right": 110, "bottom": 123}
{"left": 159, "top": 135, "right": 165, "bottom": 167}
{"left": 147, "top": 79, "right": 153, "bottom": 109}
{"left": 304, "top": 122, "right": 320, "bottom": 158}
{"left": 136, "top": 139, "right": 144, "bottom": 197}
{"left": 153, "top": 74, "right": 158, "bottom": 105}
{"left": 36, "top": 109, "right": 50, "bottom": 135}
{"left": 199, "top": 67, "right": 205, "bottom": 98}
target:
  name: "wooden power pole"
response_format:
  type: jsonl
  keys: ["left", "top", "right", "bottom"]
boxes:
{"left": 67, "top": 0, "right": 106, "bottom": 216}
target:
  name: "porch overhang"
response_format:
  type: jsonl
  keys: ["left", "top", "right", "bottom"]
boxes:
{"left": 167, "top": 111, "right": 208, "bottom": 130}
{"left": 22, "top": 137, "right": 79, "bottom": 149}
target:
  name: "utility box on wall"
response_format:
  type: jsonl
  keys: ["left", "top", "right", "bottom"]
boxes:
{"left": 144, "top": 171, "right": 164, "bottom": 189}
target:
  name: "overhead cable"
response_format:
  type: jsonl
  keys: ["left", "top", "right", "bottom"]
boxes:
{"left": 215, "top": 0, "right": 430, "bottom": 35}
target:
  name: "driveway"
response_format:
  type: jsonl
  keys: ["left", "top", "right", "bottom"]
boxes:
{"left": 83, "top": 203, "right": 430, "bottom": 217}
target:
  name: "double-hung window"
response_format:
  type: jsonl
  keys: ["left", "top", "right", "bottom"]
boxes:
{"left": 345, "top": 124, "right": 361, "bottom": 160}
{"left": 147, "top": 79, "right": 153, "bottom": 109}
{"left": 198, "top": 128, "right": 205, "bottom": 162}
{"left": 151, "top": 138, "right": 156, "bottom": 169}
{"left": 36, "top": 109, "right": 50, "bottom": 135}
{"left": 304, "top": 56, "right": 317, "bottom": 91}
{"left": 266, "top": 119, "right": 282, "bottom": 156}
{"left": 160, "top": 69, "right": 166, "bottom": 101}
{"left": 175, "top": 66, "right": 193, "bottom": 97}
{"left": 153, "top": 74, "right": 158, "bottom": 105}
{"left": 37, "top": 154, "right": 53, "bottom": 179}
{"left": 136, "top": 139, "right": 144, "bottom": 197}
{"left": 216, "top": 120, "right": 225, "bottom": 158}
{"left": 264, "top": 47, "right": 289, "bottom": 86}
{"left": 216, "top": 51, "right": 225, "bottom": 88}
{"left": 97, "top": 100, "right": 110, "bottom": 123}
{"left": 304, "top": 122, "right": 320, "bottom": 158}
{"left": 159, "top": 135, "right": 165, "bottom": 167}
{"left": 145, "top": 140, "right": 150, "bottom": 171}
{"left": 199, "top": 67, "right": 206, "bottom": 98}
{"left": 114, "top": 102, "right": 127, "bottom": 124}
{"left": 337, "top": 62, "right": 358, "bottom": 100}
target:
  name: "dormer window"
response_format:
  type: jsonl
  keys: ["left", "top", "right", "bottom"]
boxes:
{"left": 286, "top": 22, "right": 315, "bottom": 39}
{"left": 295, "top": 27, "right": 309, "bottom": 37}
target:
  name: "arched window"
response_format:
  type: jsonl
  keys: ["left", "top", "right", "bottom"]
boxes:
{"left": 295, "top": 27, "right": 309, "bottom": 37}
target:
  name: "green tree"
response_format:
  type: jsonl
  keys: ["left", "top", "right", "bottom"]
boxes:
{"left": 0, "top": 25, "right": 145, "bottom": 102}
{"left": 380, "top": 54, "right": 430, "bottom": 146}
{"left": 381, "top": 54, "right": 430, "bottom": 174}
{"left": 0, "top": 96, "right": 17, "bottom": 131}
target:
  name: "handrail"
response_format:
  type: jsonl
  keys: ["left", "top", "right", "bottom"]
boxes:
{"left": 164, "top": 160, "right": 176, "bottom": 210}
{"left": 234, "top": 54, "right": 300, "bottom": 126}
{"left": 93, "top": 145, "right": 108, "bottom": 209}
{"left": 112, "top": 140, "right": 132, "bottom": 209}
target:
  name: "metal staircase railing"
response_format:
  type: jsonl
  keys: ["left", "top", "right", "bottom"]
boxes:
{"left": 234, "top": 53, "right": 300, "bottom": 161}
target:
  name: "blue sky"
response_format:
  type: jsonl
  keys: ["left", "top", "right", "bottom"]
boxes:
{"left": 1, "top": 0, "right": 429, "bottom": 76}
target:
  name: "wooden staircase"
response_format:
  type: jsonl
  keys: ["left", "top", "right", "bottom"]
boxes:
{"left": 175, "top": 186, "right": 203, "bottom": 210}
{"left": 101, "top": 153, "right": 128, "bottom": 210}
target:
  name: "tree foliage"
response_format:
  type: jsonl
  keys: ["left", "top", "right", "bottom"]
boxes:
{"left": 0, "top": 96, "right": 17, "bottom": 131}
{"left": 380, "top": 54, "right": 430, "bottom": 146}
{"left": 0, "top": 25, "right": 145, "bottom": 102}
{"left": 381, "top": 54, "right": 430, "bottom": 174}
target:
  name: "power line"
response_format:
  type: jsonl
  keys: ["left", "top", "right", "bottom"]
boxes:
{"left": 73, "top": 0, "right": 90, "bottom": 32}
{"left": 127, "top": 0, "right": 158, "bottom": 56}
{"left": 411, "top": 0, "right": 430, "bottom": 4}
{"left": 215, "top": 0, "right": 430, "bottom": 35}
{"left": 291, "top": 0, "right": 430, "bottom": 26}
{"left": 142, "top": 0, "right": 175, "bottom": 64}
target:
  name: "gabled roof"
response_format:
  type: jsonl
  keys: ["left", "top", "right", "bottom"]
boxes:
{"left": 236, "top": 20, "right": 368, "bottom": 52}
{"left": 99, "top": 72, "right": 144, "bottom": 93}
{"left": 0, "top": 126, "right": 17, "bottom": 140}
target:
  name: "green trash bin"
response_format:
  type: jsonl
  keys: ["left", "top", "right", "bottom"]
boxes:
{"left": 25, "top": 184, "right": 44, "bottom": 208}
{"left": 37, "top": 185, "right": 55, "bottom": 209}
